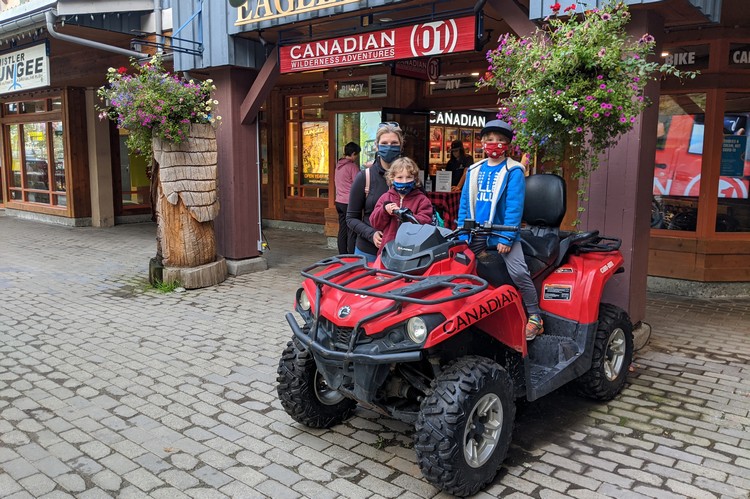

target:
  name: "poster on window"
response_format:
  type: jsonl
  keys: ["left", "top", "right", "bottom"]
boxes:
{"left": 430, "top": 126, "right": 443, "bottom": 163}
{"left": 444, "top": 127, "right": 459, "bottom": 157}
{"left": 721, "top": 135, "right": 748, "bottom": 177}
{"left": 473, "top": 130, "right": 484, "bottom": 161}
{"left": 460, "top": 129, "right": 473, "bottom": 154}
{"left": 302, "top": 122, "right": 329, "bottom": 185}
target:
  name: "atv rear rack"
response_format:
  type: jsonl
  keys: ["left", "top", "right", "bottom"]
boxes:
{"left": 575, "top": 235, "right": 622, "bottom": 253}
{"left": 301, "top": 255, "right": 488, "bottom": 305}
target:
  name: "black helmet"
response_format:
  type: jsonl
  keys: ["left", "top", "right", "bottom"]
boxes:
{"left": 480, "top": 119, "right": 514, "bottom": 141}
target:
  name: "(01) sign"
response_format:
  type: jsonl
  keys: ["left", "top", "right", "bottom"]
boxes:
{"left": 280, "top": 16, "right": 476, "bottom": 74}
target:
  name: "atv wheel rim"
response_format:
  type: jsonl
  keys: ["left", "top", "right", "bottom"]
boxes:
{"left": 604, "top": 327, "right": 627, "bottom": 381}
{"left": 314, "top": 372, "right": 345, "bottom": 405}
{"left": 464, "top": 393, "right": 503, "bottom": 468}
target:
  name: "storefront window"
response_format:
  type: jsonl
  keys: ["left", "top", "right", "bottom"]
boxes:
{"left": 3, "top": 96, "right": 65, "bottom": 207}
{"left": 335, "top": 111, "right": 379, "bottom": 166}
{"left": 716, "top": 93, "right": 750, "bottom": 232}
{"left": 118, "top": 131, "right": 150, "bottom": 211}
{"left": 4, "top": 120, "right": 66, "bottom": 207}
{"left": 651, "top": 93, "right": 706, "bottom": 231}
{"left": 286, "top": 95, "right": 328, "bottom": 198}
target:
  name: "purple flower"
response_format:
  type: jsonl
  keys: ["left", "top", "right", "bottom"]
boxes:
{"left": 597, "top": 75, "right": 604, "bottom": 80}
{"left": 598, "top": 48, "right": 606, "bottom": 58}
{"left": 599, "top": 84, "right": 607, "bottom": 89}
{"left": 601, "top": 13, "right": 611, "bottom": 21}
{"left": 620, "top": 116, "right": 627, "bottom": 123}
{"left": 586, "top": 95, "right": 594, "bottom": 101}
{"left": 576, "top": 127, "right": 583, "bottom": 132}
{"left": 593, "top": 113, "right": 600, "bottom": 118}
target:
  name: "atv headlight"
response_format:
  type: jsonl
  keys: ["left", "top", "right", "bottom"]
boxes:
{"left": 407, "top": 317, "right": 428, "bottom": 343}
{"left": 297, "top": 289, "right": 311, "bottom": 311}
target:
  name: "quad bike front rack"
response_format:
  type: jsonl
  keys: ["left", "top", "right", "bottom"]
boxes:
{"left": 301, "top": 255, "right": 488, "bottom": 305}
{"left": 297, "top": 255, "right": 490, "bottom": 359}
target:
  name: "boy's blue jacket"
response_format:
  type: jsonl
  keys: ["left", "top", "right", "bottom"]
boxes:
{"left": 457, "top": 157, "right": 526, "bottom": 247}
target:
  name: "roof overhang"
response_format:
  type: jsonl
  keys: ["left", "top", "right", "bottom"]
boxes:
{"left": 529, "top": 0, "right": 722, "bottom": 25}
{"left": 56, "top": 0, "right": 155, "bottom": 16}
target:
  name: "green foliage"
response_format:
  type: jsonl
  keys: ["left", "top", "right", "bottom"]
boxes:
{"left": 97, "top": 54, "right": 220, "bottom": 158}
{"left": 479, "top": 1, "right": 696, "bottom": 178}
{"left": 152, "top": 280, "right": 180, "bottom": 293}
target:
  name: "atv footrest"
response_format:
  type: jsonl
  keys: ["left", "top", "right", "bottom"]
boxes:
{"left": 528, "top": 335, "right": 579, "bottom": 368}
{"left": 527, "top": 334, "right": 586, "bottom": 401}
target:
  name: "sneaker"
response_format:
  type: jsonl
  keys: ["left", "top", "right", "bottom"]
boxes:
{"left": 525, "top": 314, "right": 544, "bottom": 341}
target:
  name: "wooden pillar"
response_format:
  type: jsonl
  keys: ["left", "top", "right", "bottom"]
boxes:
{"left": 579, "top": 10, "right": 664, "bottom": 325}
{"left": 85, "top": 88, "right": 114, "bottom": 227}
{"left": 211, "top": 67, "right": 262, "bottom": 260}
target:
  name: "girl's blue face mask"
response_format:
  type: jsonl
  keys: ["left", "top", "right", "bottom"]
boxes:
{"left": 377, "top": 144, "right": 401, "bottom": 163}
{"left": 393, "top": 180, "right": 415, "bottom": 195}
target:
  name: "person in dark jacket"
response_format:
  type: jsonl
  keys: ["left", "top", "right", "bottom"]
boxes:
{"left": 370, "top": 157, "right": 433, "bottom": 255}
{"left": 445, "top": 139, "right": 473, "bottom": 187}
{"left": 334, "top": 142, "right": 361, "bottom": 254}
{"left": 346, "top": 123, "right": 403, "bottom": 263}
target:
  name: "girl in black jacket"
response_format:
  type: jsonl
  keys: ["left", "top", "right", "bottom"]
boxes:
{"left": 346, "top": 123, "right": 404, "bottom": 262}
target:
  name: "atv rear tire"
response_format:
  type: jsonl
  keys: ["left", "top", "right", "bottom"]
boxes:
{"left": 277, "top": 338, "right": 356, "bottom": 428}
{"left": 414, "top": 356, "right": 515, "bottom": 497}
{"left": 575, "top": 304, "right": 633, "bottom": 401}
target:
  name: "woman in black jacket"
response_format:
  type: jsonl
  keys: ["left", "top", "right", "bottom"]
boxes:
{"left": 346, "top": 123, "right": 404, "bottom": 263}
{"left": 445, "top": 139, "right": 473, "bottom": 187}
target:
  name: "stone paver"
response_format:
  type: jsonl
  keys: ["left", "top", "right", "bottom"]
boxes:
{"left": 1, "top": 215, "right": 749, "bottom": 498}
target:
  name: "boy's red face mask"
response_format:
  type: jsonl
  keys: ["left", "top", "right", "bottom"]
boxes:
{"left": 483, "top": 142, "right": 508, "bottom": 159}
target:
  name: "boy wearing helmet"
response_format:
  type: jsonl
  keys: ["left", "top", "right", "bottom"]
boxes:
{"left": 456, "top": 119, "right": 544, "bottom": 341}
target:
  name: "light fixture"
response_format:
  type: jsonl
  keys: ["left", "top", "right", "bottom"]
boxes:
{"left": 378, "top": 17, "right": 393, "bottom": 22}
{"left": 470, "top": 72, "right": 480, "bottom": 76}
{"left": 661, "top": 51, "right": 669, "bottom": 57}
{"left": 429, "top": 81, "right": 436, "bottom": 85}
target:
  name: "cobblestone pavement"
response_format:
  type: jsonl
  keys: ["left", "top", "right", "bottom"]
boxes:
{"left": 1, "top": 215, "right": 749, "bottom": 499}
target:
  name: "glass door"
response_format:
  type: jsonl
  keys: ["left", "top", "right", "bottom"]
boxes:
{"left": 381, "top": 108, "right": 430, "bottom": 173}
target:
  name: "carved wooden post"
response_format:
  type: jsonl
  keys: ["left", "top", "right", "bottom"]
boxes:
{"left": 152, "top": 124, "right": 227, "bottom": 288}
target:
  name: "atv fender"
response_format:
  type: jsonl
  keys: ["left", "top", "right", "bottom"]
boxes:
{"left": 426, "top": 284, "right": 527, "bottom": 355}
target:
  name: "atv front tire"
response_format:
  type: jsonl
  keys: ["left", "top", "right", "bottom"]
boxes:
{"left": 414, "top": 356, "right": 515, "bottom": 497}
{"left": 575, "top": 303, "right": 633, "bottom": 401}
{"left": 277, "top": 338, "right": 356, "bottom": 428}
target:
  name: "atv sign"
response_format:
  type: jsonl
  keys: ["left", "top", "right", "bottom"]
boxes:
{"left": 279, "top": 16, "right": 476, "bottom": 73}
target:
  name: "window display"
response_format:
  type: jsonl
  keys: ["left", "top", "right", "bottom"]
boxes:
{"left": 651, "top": 93, "right": 706, "bottom": 231}
{"left": 716, "top": 93, "right": 750, "bottom": 232}
{"left": 286, "top": 95, "right": 328, "bottom": 198}
{"left": 4, "top": 115, "right": 66, "bottom": 207}
{"left": 335, "top": 111, "right": 379, "bottom": 166}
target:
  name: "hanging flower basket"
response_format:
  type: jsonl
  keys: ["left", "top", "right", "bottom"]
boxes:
{"left": 478, "top": 1, "right": 696, "bottom": 224}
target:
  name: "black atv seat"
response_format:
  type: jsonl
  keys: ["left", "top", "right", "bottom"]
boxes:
{"left": 521, "top": 174, "right": 566, "bottom": 279}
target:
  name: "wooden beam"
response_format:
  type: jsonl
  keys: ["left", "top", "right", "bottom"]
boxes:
{"left": 240, "top": 47, "right": 280, "bottom": 125}
{"left": 486, "top": 0, "right": 537, "bottom": 37}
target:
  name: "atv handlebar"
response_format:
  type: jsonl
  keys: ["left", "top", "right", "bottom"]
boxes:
{"left": 453, "top": 219, "right": 520, "bottom": 239}
{"left": 394, "top": 208, "right": 419, "bottom": 225}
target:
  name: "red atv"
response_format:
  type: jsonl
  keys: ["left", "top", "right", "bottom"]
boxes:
{"left": 277, "top": 174, "right": 633, "bottom": 496}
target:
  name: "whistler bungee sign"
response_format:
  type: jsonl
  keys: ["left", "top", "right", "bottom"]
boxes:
{"left": 279, "top": 16, "right": 476, "bottom": 73}
{"left": 0, "top": 43, "right": 50, "bottom": 95}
